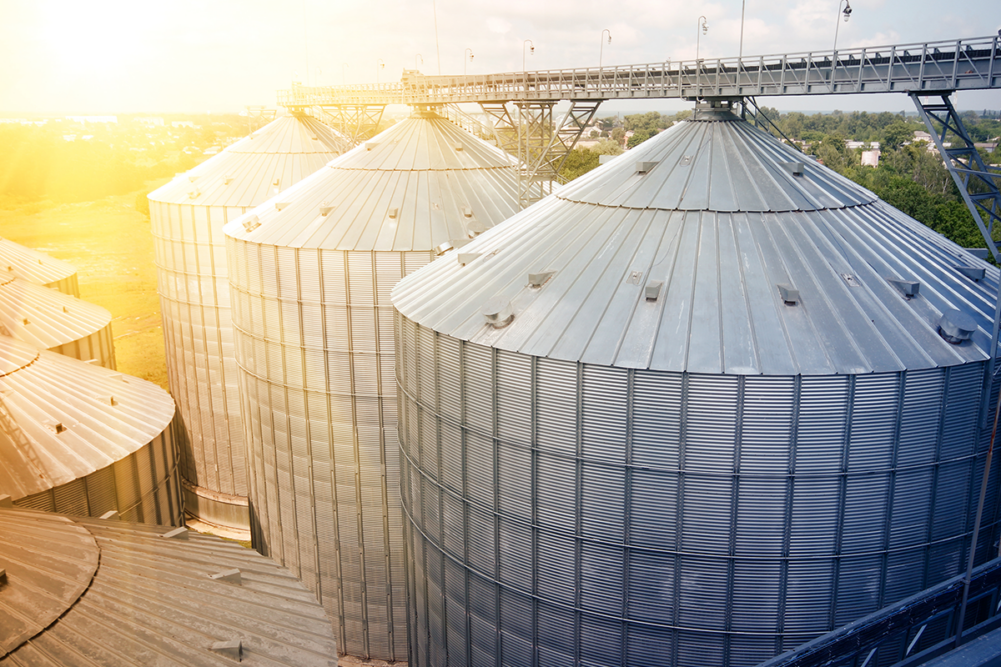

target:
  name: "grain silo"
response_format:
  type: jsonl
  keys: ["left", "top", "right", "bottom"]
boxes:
{"left": 0, "top": 335, "right": 180, "bottom": 525}
{"left": 0, "top": 269, "right": 116, "bottom": 368}
{"left": 0, "top": 236, "right": 79, "bottom": 296}
{"left": 391, "top": 101, "right": 1001, "bottom": 666}
{"left": 224, "top": 107, "right": 520, "bottom": 661}
{"left": 149, "top": 113, "right": 344, "bottom": 536}
{"left": 0, "top": 507, "right": 338, "bottom": 666}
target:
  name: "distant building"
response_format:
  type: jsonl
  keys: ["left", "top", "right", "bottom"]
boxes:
{"left": 171, "top": 120, "right": 195, "bottom": 128}
{"left": 846, "top": 140, "right": 880, "bottom": 150}
{"left": 861, "top": 149, "right": 880, "bottom": 166}
{"left": 914, "top": 130, "right": 932, "bottom": 142}
{"left": 138, "top": 117, "right": 165, "bottom": 126}
{"left": 65, "top": 115, "right": 118, "bottom": 124}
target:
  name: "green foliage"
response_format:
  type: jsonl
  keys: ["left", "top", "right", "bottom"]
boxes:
{"left": 559, "top": 141, "right": 624, "bottom": 182}
{"left": 881, "top": 121, "right": 914, "bottom": 151}
{"left": 627, "top": 130, "right": 653, "bottom": 149}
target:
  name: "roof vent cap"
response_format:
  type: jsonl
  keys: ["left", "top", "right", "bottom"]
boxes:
{"left": 482, "top": 296, "right": 514, "bottom": 328}
{"left": 188, "top": 175, "right": 197, "bottom": 183}
{"left": 187, "top": 190, "right": 199, "bottom": 200}
{"left": 635, "top": 161, "right": 658, "bottom": 174}
{"left": 224, "top": 176, "right": 234, "bottom": 185}
{"left": 466, "top": 219, "right": 487, "bottom": 238}
{"left": 272, "top": 178, "right": 280, "bottom": 187}
{"left": 598, "top": 155, "right": 616, "bottom": 165}
{"left": 161, "top": 527, "right": 189, "bottom": 540}
{"left": 645, "top": 280, "right": 664, "bottom": 301}
{"left": 365, "top": 142, "right": 378, "bottom": 151}
{"left": 887, "top": 277, "right": 920, "bottom": 298}
{"left": 955, "top": 265, "right": 986, "bottom": 281}
{"left": 388, "top": 207, "right": 399, "bottom": 219}
{"left": 780, "top": 161, "right": 805, "bottom": 176}
{"left": 462, "top": 206, "right": 474, "bottom": 218}
{"left": 777, "top": 283, "right": 800, "bottom": 305}
{"left": 274, "top": 202, "right": 290, "bottom": 212}
{"left": 435, "top": 241, "right": 454, "bottom": 256}
{"left": 529, "top": 270, "right": 556, "bottom": 287}
{"left": 319, "top": 204, "right": 335, "bottom": 216}
{"left": 965, "top": 247, "right": 990, "bottom": 260}
{"left": 242, "top": 216, "right": 261, "bottom": 232}
{"left": 209, "top": 640, "right": 242, "bottom": 662}
{"left": 458, "top": 252, "right": 481, "bottom": 266}
{"left": 454, "top": 142, "right": 464, "bottom": 151}
{"left": 208, "top": 568, "right": 242, "bottom": 585}
{"left": 938, "top": 309, "right": 977, "bottom": 344}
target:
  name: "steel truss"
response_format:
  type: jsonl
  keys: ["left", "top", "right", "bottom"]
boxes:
{"left": 911, "top": 92, "right": 1001, "bottom": 421}
{"left": 480, "top": 101, "right": 603, "bottom": 208}
{"left": 313, "top": 104, "right": 386, "bottom": 144}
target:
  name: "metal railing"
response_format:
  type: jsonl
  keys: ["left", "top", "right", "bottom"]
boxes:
{"left": 279, "top": 35, "right": 1001, "bottom": 107}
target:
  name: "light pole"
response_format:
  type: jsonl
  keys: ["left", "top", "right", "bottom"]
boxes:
{"left": 342, "top": 62, "right": 348, "bottom": 84}
{"left": 376, "top": 58, "right": 385, "bottom": 85}
{"left": 523, "top": 39, "right": 534, "bottom": 74}
{"left": 600, "top": 29, "right": 612, "bottom": 71}
{"left": 833, "top": 0, "right": 852, "bottom": 52}
{"left": 464, "top": 48, "right": 474, "bottom": 75}
{"left": 696, "top": 16, "right": 708, "bottom": 63}
{"left": 739, "top": 0, "right": 746, "bottom": 58}
{"left": 416, "top": 53, "right": 423, "bottom": 70}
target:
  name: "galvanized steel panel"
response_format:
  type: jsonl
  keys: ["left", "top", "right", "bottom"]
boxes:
{"left": 0, "top": 508, "right": 338, "bottom": 666}
{"left": 0, "top": 336, "right": 176, "bottom": 508}
{"left": 149, "top": 116, "right": 341, "bottom": 526}
{"left": 397, "top": 320, "right": 997, "bottom": 666}
{"left": 0, "top": 237, "right": 79, "bottom": 296}
{"left": 393, "top": 116, "right": 997, "bottom": 376}
{"left": 224, "top": 111, "right": 519, "bottom": 662}
{"left": 0, "top": 270, "right": 115, "bottom": 368}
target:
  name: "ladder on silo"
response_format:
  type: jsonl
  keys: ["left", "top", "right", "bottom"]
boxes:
{"left": 0, "top": 390, "right": 49, "bottom": 486}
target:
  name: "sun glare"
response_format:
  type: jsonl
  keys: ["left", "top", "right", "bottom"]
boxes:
{"left": 38, "top": 3, "right": 154, "bottom": 79}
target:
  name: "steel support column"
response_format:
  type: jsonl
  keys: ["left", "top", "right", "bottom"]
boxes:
{"left": 315, "top": 104, "right": 386, "bottom": 144}
{"left": 911, "top": 92, "right": 1001, "bottom": 423}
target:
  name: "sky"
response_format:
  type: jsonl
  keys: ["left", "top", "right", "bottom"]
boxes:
{"left": 0, "top": 0, "right": 999, "bottom": 115}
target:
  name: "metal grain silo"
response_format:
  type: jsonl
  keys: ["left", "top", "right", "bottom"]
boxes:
{"left": 0, "top": 335, "right": 181, "bottom": 525}
{"left": 391, "top": 102, "right": 1001, "bottom": 666}
{"left": 149, "top": 114, "right": 343, "bottom": 536}
{"left": 0, "top": 236, "right": 79, "bottom": 296}
{"left": 224, "top": 107, "right": 519, "bottom": 661}
{"left": 0, "top": 269, "right": 116, "bottom": 368}
{"left": 0, "top": 507, "right": 338, "bottom": 666}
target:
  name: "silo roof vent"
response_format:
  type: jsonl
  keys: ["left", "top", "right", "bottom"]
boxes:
{"left": 466, "top": 219, "right": 487, "bottom": 238}
{"left": 242, "top": 216, "right": 261, "bottom": 232}
{"left": 458, "top": 252, "right": 481, "bottom": 266}
{"left": 955, "top": 265, "right": 986, "bottom": 281}
{"left": 462, "top": 206, "right": 474, "bottom": 218}
{"left": 161, "top": 527, "right": 189, "bottom": 540}
{"left": 319, "top": 204, "right": 335, "bottom": 216}
{"left": 435, "top": 241, "right": 454, "bottom": 256}
{"left": 887, "top": 277, "right": 920, "bottom": 298}
{"left": 482, "top": 296, "right": 514, "bottom": 328}
{"left": 224, "top": 176, "right": 235, "bottom": 185}
{"left": 454, "top": 142, "right": 464, "bottom": 151}
{"left": 529, "top": 270, "right": 556, "bottom": 287}
{"left": 208, "top": 568, "right": 242, "bottom": 584}
{"left": 272, "top": 178, "right": 280, "bottom": 187}
{"left": 599, "top": 155, "right": 616, "bottom": 165}
{"left": 210, "top": 640, "right": 242, "bottom": 661}
{"left": 635, "top": 161, "right": 658, "bottom": 174}
{"left": 938, "top": 309, "right": 977, "bottom": 344}
{"left": 275, "top": 202, "right": 290, "bottom": 212}
{"left": 777, "top": 284, "right": 800, "bottom": 305}
{"left": 645, "top": 280, "right": 663, "bottom": 301}
{"left": 781, "top": 161, "right": 806, "bottom": 176}
{"left": 187, "top": 190, "right": 199, "bottom": 200}
{"left": 388, "top": 208, "right": 399, "bottom": 219}
{"left": 965, "top": 248, "right": 990, "bottom": 260}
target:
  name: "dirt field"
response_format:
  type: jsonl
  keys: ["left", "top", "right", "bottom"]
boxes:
{"left": 0, "top": 183, "right": 170, "bottom": 389}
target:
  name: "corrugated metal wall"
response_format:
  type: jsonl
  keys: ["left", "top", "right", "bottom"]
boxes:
{"left": 49, "top": 326, "right": 116, "bottom": 369}
{"left": 13, "top": 425, "right": 182, "bottom": 526}
{"left": 228, "top": 239, "right": 432, "bottom": 660}
{"left": 397, "top": 313, "right": 1001, "bottom": 667}
{"left": 151, "top": 200, "right": 247, "bottom": 504}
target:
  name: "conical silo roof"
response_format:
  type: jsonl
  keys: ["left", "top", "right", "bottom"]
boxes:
{"left": 0, "top": 270, "right": 116, "bottom": 368}
{"left": 392, "top": 107, "right": 997, "bottom": 376}
{"left": 0, "top": 237, "right": 79, "bottom": 297}
{"left": 224, "top": 109, "right": 519, "bottom": 250}
{"left": 149, "top": 114, "right": 347, "bottom": 208}
{"left": 0, "top": 336, "right": 174, "bottom": 501}
{"left": 0, "top": 508, "right": 338, "bottom": 666}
